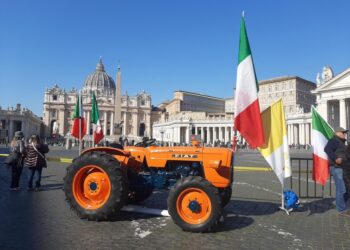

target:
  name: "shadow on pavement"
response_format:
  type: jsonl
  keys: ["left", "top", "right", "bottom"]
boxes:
{"left": 40, "top": 183, "right": 63, "bottom": 191}
{"left": 225, "top": 199, "right": 280, "bottom": 216}
{"left": 296, "top": 198, "right": 335, "bottom": 215}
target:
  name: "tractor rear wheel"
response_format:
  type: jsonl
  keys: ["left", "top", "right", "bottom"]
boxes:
{"left": 167, "top": 176, "right": 222, "bottom": 232}
{"left": 64, "top": 151, "right": 126, "bottom": 221}
{"left": 220, "top": 186, "right": 232, "bottom": 207}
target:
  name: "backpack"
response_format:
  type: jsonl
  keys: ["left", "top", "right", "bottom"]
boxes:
{"left": 284, "top": 189, "right": 300, "bottom": 209}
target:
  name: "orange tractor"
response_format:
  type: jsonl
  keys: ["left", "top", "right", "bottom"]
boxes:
{"left": 64, "top": 139, "right": 234, "bottom": 232}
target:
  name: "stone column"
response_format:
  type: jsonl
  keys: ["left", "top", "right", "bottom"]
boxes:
{"left": 295, "top": 124, "right": 300, "bottom": 145}
{"left": 146, "top": 113, "right": 151, "bottom": 138}
{"left": 109, "top": 112, "right": 114, "bottom": 136}
{"left": 340, "top": 99, "right": 346, "bottom": 128}
{"left": 206, "top": 127, "right": 210, "bottom": 143}
{"left": 229, "top": 127, "right": 232, "bottom": 143}
{"left": 201, "top": 127, "right": 205, "bottom": 142}
{"left": 219, "top": 127, "right": 223, "bottom": 142}
{"left": 225, "top": 127, "right": 229, "bottom": 143}
{"left": 132, "top": 112, "right": 139, "bottom": 137}
{"left": 290, "top": 124, "right": 294, "bottom": 145}
{"left": 103, "top": 112, "right": 107, "bottom": 136}
{"left": 86, "top": 111, "right": 90, "bottom": 135}
{"left": 306, "top": 123, "right": 310, "bottom": 145}
{"left": 58, "top": 109, "right": 65, "bottom": 136}
{"left": 9, "top": 119, "right": 14, "bottom": 139}
{"left": 123, "top": 112, "right": 127, "bottom": 136}
{"left": 176, "top": 126, "right": 181, "bottom": 144}
{"left": 213, "top": 127, "right": 217, "bottom": 142}
{"left": 287, "top": 125, "right": 291, "bottom": 145}
{"left": 299, "top": 124, "right": 303, "bottom": 145}
{"left": 319, "top": 102, "right": 328, "bottom": 123}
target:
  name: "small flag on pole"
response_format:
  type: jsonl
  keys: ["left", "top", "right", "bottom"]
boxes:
{"left": 311, "top": 106, "right": 333, "bottom": 185}
{"left": 71, "top": 93, "right": 86, "bottom": 139}
{"left": 234, "top": 15, "right": 265, "bottom": 149}
{"left": 91, "top": 92, "right": 104, "bottom": 144}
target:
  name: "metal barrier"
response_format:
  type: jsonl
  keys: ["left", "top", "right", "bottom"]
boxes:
{"left": 289, "top": 158, "right": 333, "bottom": 198}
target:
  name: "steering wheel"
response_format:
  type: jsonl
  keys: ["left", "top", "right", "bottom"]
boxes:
{"left": 135, "top": 138, "right": 156, "bottom": 147}
{"left": 144, "top": 138, "right": 156, "bottom": 146}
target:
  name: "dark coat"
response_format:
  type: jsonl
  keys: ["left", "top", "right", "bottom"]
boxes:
{"left": 343, "top": 145, "right": 350, "bottom": 194}
{"left": 324, "top": 135, "right": 347, "bottom": 167}
{"left": 24, "top": 143, "right": 49, "bottom": 168}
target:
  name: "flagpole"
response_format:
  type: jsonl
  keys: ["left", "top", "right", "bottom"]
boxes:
{"left": 79, "top": 90, "right": 82, "bottom": 155}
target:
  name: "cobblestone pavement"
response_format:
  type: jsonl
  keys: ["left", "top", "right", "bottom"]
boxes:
{"left": 0, "top": 147, "right": 350, "bottom": 250}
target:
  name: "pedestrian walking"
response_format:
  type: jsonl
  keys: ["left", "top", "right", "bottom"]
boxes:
{"left": 6, "top": 131, "right": 26, "bottom": 190}
{"left": 324, "top": 127, "right": 350, "bottom": 217}
{"left": 24, "top": 135, "right": 49, "bottom": 191}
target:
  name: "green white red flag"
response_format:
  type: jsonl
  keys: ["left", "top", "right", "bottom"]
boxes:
{"left": 91, "top": 92, "right": 104, "bottom": 144}
{"left": 71, "top": 93, "right": 86, "bottom": 139}
{"left": 311, "top": 106, "right": 333, "bottom": 185}
{"left": 234, "top": 16, "right": 265, "bottom": 149}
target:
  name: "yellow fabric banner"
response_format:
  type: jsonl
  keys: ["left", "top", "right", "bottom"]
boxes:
{"left": 259, "top": 99, "right": 291, "bottom": 183}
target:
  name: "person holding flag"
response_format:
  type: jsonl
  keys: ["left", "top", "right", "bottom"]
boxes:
{"left": 234, "top": 13, "right": 265, "bottom": 149}
{"left": 324, "top": 127, "right": 350, "bottom": 217}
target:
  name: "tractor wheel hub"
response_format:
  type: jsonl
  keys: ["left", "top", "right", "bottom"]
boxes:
{"left": 188, "top": 200, "right": 201, "bottom": 213}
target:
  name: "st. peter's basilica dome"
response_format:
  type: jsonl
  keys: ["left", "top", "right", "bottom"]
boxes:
{"left": 82, "top": 58, "right": 116, "bottom": 96}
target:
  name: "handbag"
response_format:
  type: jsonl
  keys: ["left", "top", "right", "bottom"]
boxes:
{"left": 32, "top": 143, "right": 48, "bottom": 168}
{"left": 4, "top": 151, "right": 19, "bottom": 167}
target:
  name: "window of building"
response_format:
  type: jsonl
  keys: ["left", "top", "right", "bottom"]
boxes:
{"left": 53, "top": 95, "right": 58, "bottom": 101}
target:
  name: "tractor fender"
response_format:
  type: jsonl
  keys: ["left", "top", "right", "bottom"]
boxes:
{"left": 81, "top": 147, "right": 130, "bottom": 157}
{"left": 80, "top": 147, "right": 142, "bottom": 171}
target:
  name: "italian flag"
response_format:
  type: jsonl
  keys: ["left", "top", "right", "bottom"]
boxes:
{"left": 91, "top": 92, "right": 104, "bottom": 144}
{"left": 71, "top": 93, "right": 86, "bottom": 139}
{"left": 311, "top": 106, "right": 333, "bottom": 185}
{"left": 234, "top": 16, "right": 265, "bottom": 149}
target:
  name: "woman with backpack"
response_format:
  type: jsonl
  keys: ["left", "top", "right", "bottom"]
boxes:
{"left": 24, "top": 135, "right": 49, "bottom": 191}
{"left": 6, "top": 131, "right": 26, "bottom": 190}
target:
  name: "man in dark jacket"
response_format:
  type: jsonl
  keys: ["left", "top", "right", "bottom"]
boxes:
{"left": 344, "top": 145, "right": 350, "bottom": 206}
{"left": 324, "top": 127, "right": 350, "bottom": 217}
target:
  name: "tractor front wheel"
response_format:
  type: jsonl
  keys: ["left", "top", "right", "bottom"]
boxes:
{"left": 167, "top": 176, "right": 222, "bottom": 232}
{"left": 64, "top": 151, "right": 126, "bottom": 221}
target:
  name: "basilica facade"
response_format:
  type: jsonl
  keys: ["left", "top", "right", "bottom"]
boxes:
{"left": 43, "top": 59, "right": 155, "bottom": 142}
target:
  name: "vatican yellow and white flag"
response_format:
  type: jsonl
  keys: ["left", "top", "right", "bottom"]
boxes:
{"left": 259, "top": 99, "right": 291, "bottom": 184}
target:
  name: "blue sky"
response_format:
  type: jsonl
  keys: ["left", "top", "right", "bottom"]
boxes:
{"left": 1, "top": 0, "right": 350, "bottom": 116}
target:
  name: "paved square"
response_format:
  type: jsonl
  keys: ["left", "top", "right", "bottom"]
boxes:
{"left": 0, "top": 147, "right": 349, "bottom": 250}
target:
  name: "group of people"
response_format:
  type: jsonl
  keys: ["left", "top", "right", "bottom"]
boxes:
{"left": 5, "top": 131, "right": 49, "bottom": 191}
{"left": 325, "top": 127, "right": 350, "bottom": 217}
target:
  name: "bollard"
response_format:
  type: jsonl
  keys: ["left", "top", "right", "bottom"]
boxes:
{"left": 66, "top": 138, "right": 72, "bottom": 150}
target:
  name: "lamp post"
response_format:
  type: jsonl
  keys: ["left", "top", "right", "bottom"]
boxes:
{"left": 160, "top": 127, "right": 165, "bottom": 146}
